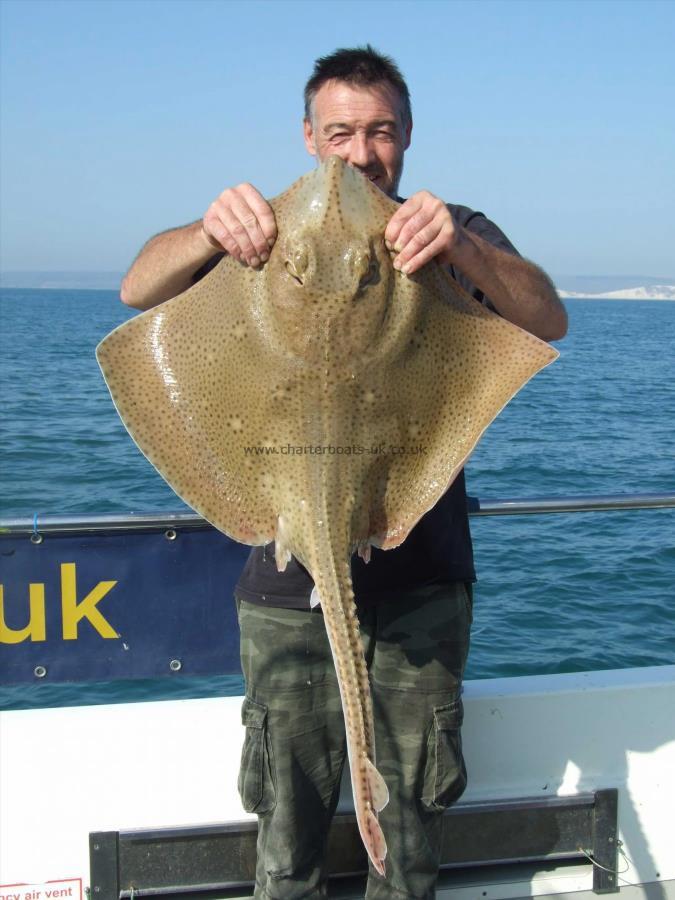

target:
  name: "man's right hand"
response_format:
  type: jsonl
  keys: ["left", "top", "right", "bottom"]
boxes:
{"left": 202, "top": 183, "right": 277, "bottom": 268}
{"left": 121, "top": 182, "right": 278, "bottom": 311}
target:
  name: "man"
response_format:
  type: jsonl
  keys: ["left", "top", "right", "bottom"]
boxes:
{"left": 122, "top": 46, "right": 566, "bottom": 900}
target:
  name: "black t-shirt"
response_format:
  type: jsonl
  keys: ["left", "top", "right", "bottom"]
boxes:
{"left": 193, "top": 202, "right": 519, "bottom": 608}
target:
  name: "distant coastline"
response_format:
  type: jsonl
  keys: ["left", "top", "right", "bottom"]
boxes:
{"left": 557, "top": 285, "right": 675, "bottom": 301}
{"left": 1, "top": 270, "right": 674, "bottom": 301}
{"left": 0, "top": 271, "right": 123, "bottom": 290}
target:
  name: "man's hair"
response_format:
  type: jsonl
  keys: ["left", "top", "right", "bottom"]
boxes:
{"left": 303, "top": 45, "right": 412, "bottom": 125}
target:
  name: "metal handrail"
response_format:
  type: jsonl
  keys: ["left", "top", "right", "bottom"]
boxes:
{"left": 467, "top": 492, "right": 675, "bottom": 516}
{"left": 1, "top": 492, "right": 673, "bottom": 536}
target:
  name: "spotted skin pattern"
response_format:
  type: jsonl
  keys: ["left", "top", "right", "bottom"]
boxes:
{"left": 97, "top": 156, "right": 558, "bottom": 875}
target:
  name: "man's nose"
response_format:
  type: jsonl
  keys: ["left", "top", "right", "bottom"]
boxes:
{"left": 347, "top": 132, "right": 374, "bottom": 169}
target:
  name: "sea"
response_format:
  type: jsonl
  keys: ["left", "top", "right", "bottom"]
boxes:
{"left": 1, "top": 289, "right": 674, "bottom": 710}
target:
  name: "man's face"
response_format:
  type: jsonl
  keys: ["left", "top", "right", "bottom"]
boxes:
{"left": 303, "top": 79, "right": 412, "bottom": 199}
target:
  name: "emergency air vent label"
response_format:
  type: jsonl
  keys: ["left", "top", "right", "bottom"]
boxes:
{"left": 0, "top": 880, "right": 82, "bottom": 900}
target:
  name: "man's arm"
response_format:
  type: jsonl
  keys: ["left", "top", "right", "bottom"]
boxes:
{"left": 120, "top": 221, "right": 217, "bottom": 311}
{"left": 384, "top": 192, "right": 568, "bottom": 342}
{"left": 120, "top": 183, "right": 277, "bottom": 311}
{"left": 440, "top": 227, "right": 567, "bottom": 341}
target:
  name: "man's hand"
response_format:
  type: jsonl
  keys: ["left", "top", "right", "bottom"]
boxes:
{"left": 203, "top": 183, "right": 277, "bottom": 268}
{"left": 384, "top": 191, "right": 461, "bottom": 275}
{"left": 120, "top": 181, "right": 278, "bottom": 310}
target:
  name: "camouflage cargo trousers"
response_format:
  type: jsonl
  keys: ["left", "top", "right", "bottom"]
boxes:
{"left": 236, "top": 581, "right": 473, "bottom": 900}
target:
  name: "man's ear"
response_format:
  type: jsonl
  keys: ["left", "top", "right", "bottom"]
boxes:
{"left": 303, "top": 118, "right": 317, "bottom": 157}
{"left": 404, "top": 117, "right": 413, "bottom": 151}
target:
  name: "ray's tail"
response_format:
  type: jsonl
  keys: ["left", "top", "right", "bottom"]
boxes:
{"left": 310, "top": 531, "right": 389, "bottom": 877}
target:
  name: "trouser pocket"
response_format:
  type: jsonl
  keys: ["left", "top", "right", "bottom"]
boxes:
{"left": 238, "top": 696, "right": 276, "bottom": 814}
{"left": 421, "top": 696, "right": 467, "bottom": 812}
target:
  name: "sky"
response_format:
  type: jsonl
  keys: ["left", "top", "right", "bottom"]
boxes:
{"left": 1, "top": 0, "right": 674, "bottom": 279}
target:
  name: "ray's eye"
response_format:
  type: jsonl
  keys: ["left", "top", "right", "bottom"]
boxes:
{"left": 286, "top": 247, "right": 308, "bottom": 285}
{"left": 359, "top": 258, "right": 379, "bottom": 290}
{"left": 351, "top": 248, "right": 379, "bottom": 291}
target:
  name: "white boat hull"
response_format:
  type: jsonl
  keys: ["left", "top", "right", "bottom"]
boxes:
{"left": 1, "top": 665, "right": 674, "bottom": 898}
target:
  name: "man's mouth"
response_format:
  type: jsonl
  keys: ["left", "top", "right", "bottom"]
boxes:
{"left": 351, "top": 167, "right": 386, "bottom": 188}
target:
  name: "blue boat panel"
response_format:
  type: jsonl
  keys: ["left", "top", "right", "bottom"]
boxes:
{"left": 0, "top": 528, "right": 250, "bottom": 684}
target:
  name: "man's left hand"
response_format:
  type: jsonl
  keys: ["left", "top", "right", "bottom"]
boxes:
{"left": 384, "top": 191, "right": 462, "bottom": 275}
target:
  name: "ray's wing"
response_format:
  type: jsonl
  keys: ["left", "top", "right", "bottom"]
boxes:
{"left": 97, "top": 257, "right": 291, "bottom": 545}
{"left": 97, "top": 157, "right": 558, "bottom": 554}
{"left": 368, "top": 266, "right": 559, "bottom": 549}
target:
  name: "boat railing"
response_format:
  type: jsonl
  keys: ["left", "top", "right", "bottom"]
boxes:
{"left": 2, "top": 491, "right": 674, "bottom": 535}
{"left": 1, "top": 491, "right": 673, "bottom": 686}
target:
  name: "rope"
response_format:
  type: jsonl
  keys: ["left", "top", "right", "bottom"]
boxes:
{"left": 577, "top": 841, "right": 631, "bottom": 876}
{"left": 30, "top": 512, "right": 43, "bottom": 544}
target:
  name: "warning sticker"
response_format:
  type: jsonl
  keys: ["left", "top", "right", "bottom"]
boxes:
{"left": 0, "top": 880, "right": 82, "bottom": 900}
